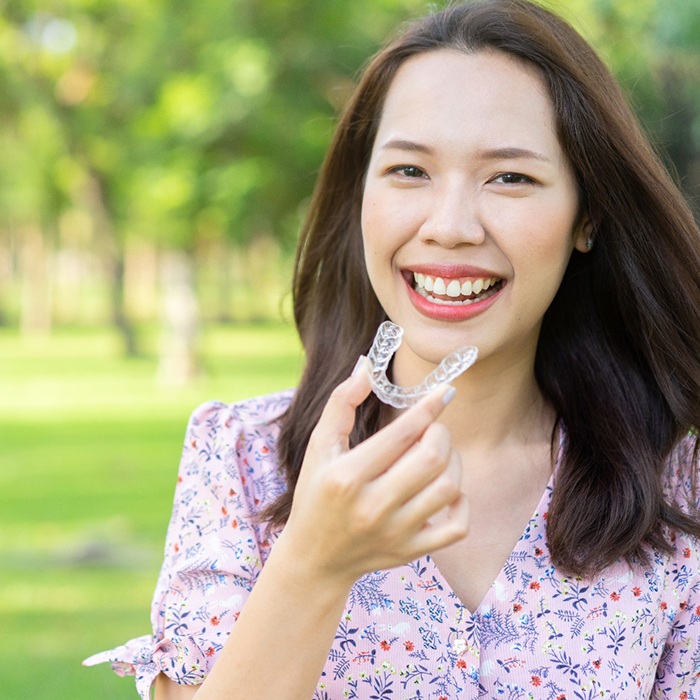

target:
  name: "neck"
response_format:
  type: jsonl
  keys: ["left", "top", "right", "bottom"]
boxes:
{"left": 389, "top": 346, "right": 556, "bottom": 455}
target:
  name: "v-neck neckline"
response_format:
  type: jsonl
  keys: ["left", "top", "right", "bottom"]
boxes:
{"left": 425, "top": 429, "right": 563, "bottom": 616}
{"left": 426, "top": 474, "right": 553, "bottom": 616}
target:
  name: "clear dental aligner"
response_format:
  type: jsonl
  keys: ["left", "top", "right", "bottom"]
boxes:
{"left": 366, "top": 321, "right": 478, "bottom": 409}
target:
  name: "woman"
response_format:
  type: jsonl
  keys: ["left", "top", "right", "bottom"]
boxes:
{"left": 85, "top": 0, "right": 700, "bottom": 697}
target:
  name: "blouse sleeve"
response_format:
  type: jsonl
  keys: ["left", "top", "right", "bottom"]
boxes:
{"left": 83, "top": 398, "right": 287, "bottom": 699}
{"left": 651, "top": 435, "right": 700, "bottom": 697}
{"left": 650, "top": 533, "right": 700, "bottom": 697}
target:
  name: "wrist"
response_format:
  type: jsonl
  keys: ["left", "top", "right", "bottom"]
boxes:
{"left": 269, "top": 528, "right": 358, "bottom": 601}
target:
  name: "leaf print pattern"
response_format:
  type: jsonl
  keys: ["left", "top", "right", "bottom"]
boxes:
{"left": 83, "top": 390, "right": 700, "bottom": 699}
{"left": 351, "top": 572, "right": 394, "bottom": 614}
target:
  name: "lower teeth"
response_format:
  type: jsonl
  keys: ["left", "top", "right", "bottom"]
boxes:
{"left": 417, "top": 285, "right": 500, "bottom": 306}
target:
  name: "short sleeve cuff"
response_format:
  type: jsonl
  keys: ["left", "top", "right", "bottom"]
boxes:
{"left": 83, "top": 633, "right": 209, "bottom": 699}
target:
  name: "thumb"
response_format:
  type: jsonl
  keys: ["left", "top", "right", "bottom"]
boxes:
{"left": 311, "top": 356, "right": 373, "bottom": 455}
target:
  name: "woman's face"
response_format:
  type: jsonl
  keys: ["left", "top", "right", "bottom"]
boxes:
{"left": 361, "top": 49, "right": 589, "bottom": 380}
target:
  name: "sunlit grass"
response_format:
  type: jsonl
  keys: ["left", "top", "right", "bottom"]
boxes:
{"left": 0, "top": 322, "right": 302, "bottom": 699}
{"left": 0, "top": 323, "right": 303, "bottom": 420}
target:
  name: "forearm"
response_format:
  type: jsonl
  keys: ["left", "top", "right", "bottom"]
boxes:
{"left": 193, "top": 532, "right": 354, "bottom": 700}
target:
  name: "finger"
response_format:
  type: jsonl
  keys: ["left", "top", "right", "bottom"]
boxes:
{"left": 349, "top": 383, "right": 456, "bottom": 480}
{"left": 309, "top": 356, "right": 372, "bottom": 454}
{"left": 397, "top": 457, "right": 463, "bottom": 532}
{"left": 445, "top": 448, "right": 464, "bottom": 494}
{"left": 408, "top": 494, "right": 470, "bottom": 557}
{"left": 424, "top": 449, "right": 463, "bottom": 528}
{"left": 369, "top": 422, "right": 452, "bottom": 510}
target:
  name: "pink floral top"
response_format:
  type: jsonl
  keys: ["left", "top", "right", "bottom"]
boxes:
{"left": 84, "top": 390, "right": 700, "bottom": 699}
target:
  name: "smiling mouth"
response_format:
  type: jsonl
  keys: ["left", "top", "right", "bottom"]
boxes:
{"left": 411, "top": 272, "right": 504, "bottom": 306}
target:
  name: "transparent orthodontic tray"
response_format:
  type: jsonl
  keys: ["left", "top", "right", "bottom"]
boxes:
{"left": 366, "top": 321, "right": 478, "bottom": 408}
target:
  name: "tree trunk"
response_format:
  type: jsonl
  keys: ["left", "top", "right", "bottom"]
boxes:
{"left": 110, "top": 254, "right": 138, "bottom": 356}
{"left": 156, "top": 249, "right": 201, "bottom": 385}
{"left": 19, "top": 223, "right": 52, "bottom": 335}
{"left": 245, "top": 234, "right": 283, "bottom": 322}
{"left": 83, "top": 169, "right": 138, "bottom": 355}
{"left": 0, "top": 233, "right": 14, "bottom": 326}
{"left": 124, "top": 239, "right": 159, "bottom": 321}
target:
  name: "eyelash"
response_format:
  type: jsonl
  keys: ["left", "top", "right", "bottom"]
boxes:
{"left": 388, "top": 165, "right": 427, "bottom": 179}
{"left": 491, "top": 172, "right": 534, "bottom": 185}
{"left": 386, "top": 167, "right": 535, "bottom": 185}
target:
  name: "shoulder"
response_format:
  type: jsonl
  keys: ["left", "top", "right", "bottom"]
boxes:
{"left": 186, "top": 388, "right": 295, "bottom": 437}
{"left": 662, "top": 431, "right": 700, "bottom": 512}
{"left": 177, "top": 389, "right": 295, "bottom": 511}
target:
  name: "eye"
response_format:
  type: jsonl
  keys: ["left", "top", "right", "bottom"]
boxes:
{"left": 389, "top": 165, "right": 427, "bottom": 179}
{"left": 491, "top": 172, "right": 534, "bottom": 185}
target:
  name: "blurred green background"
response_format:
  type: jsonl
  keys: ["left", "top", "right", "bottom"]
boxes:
{"left": 0, "top": 0, "right": 698, "bottom": 697}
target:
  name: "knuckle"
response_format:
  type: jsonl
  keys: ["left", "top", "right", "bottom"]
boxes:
{"left": 351, "top": 501, "right": 382, "bottom": 534}
{"left": 328, "top": 381, "right": 349, "bottom": 402}
{"left": 324, "top": 387, "right": 349, "bottom": 416}
{"left": 420, "top": 439, "right": 449, "bottom": 470}
{"left": 434, "top": 475, "right": 460, "bottom": 501}
{"left": 323, "top": 469, "right": 357, "bottom": 500}
{"left": 391, "top": 420, "right": 420, "bottom": 451}
{"left": 420, "top": 443, "right": 442, "bottom": 467}
{"left": 385, "top": 423, "right": 420, "bottom": 453}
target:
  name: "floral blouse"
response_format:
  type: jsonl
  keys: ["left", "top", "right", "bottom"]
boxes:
{"left": 84, "top": 390, "right": 700, "bottom": 699}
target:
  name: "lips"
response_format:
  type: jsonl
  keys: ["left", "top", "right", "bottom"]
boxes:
{"left": 402, "top": 266, "right": 505, "bottom": 320}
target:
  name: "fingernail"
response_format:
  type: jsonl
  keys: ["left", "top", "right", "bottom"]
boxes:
{"left": 442, "top": 385, "right": 456, "bottom": 405}
{"left": 351, "top": 355, "right": 367, "bottom": 377}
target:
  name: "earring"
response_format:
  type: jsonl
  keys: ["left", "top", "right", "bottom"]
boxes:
{"left": 585, "top": 236, "right": 594, "bottom": 251}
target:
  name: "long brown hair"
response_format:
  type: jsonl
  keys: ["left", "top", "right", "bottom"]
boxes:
{"left": 265, "top": 0, "right": 700, "bottom": 576}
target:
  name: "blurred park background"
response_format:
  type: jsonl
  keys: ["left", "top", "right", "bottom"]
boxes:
{"left": 0, "top": 0, "right": 698, "bottom": 697}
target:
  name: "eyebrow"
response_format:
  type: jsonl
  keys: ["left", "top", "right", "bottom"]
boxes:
{"left": 476, "top": 146, "right": 551, "bottom": 163}
{"left": 380, "top": 139, "right": 434, "bottom": 154}
{"left": 380, "top": 139, "right": 551, "bottom": 163}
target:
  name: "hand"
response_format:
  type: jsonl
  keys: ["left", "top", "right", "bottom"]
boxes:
{"left": 278, "top": 358, "right": 469, "bottom": 589}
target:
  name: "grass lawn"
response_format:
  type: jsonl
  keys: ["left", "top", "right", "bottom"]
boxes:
{"left": 0, "top": 323, "right": 302, "bottom": 699}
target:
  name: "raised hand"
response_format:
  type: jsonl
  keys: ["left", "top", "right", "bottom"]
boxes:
{"left": 279, "top": 357, "right": 470, "bottom": 589}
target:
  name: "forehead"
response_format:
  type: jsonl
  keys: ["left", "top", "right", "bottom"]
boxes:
{"left": 374, "top": 49, "right": 562, "bottom": 157}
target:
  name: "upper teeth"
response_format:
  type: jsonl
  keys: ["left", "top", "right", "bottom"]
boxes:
{"left": 413, "top": 272, "right": 499, "bottom": 297}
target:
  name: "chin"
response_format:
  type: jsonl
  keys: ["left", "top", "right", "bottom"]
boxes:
{"left": 397, "top": 330, "right": 474, "bottom": 369}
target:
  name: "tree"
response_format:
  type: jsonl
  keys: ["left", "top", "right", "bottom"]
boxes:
{"left": 0, "top": 0, "right": 697, "bottom": 380}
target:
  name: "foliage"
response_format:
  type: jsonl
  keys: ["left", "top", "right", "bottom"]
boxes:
{"left": 0, "top": 0, "right": 697, "bottom": 338}
{"left": 0, "top": 0, "right": 426, "bottom": 250}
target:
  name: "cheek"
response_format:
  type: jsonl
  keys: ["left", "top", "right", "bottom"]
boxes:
{"left": 528, "top": 226, "right": 575, "bottom": 263}
{"left": 360, "top": 203, "right": 378, "bottom": 269}
{"left": 505, "top": 205, "right": 578, "bottom": 295}
{"left": 522, "top": 193, "right": 579, "bottom": 254}
{"left": 359, "top": 200, "right": 374, "bottom": 249}
{"left": 360, "top": 197, "right": 386, "bottom": 288}
{"left": 360, "top": 183, "right": 378, "bottom": 245}
{"left": 361, "top": 189, "right": 407, "bottom": 261}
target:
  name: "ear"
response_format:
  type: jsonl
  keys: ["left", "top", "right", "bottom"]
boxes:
{"left": 573, "top": 214, "right": 594, "bottom": 253}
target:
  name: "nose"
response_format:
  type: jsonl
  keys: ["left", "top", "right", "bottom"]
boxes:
{"left": 418, "top": 183, "right": 485, "bottom": 248}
